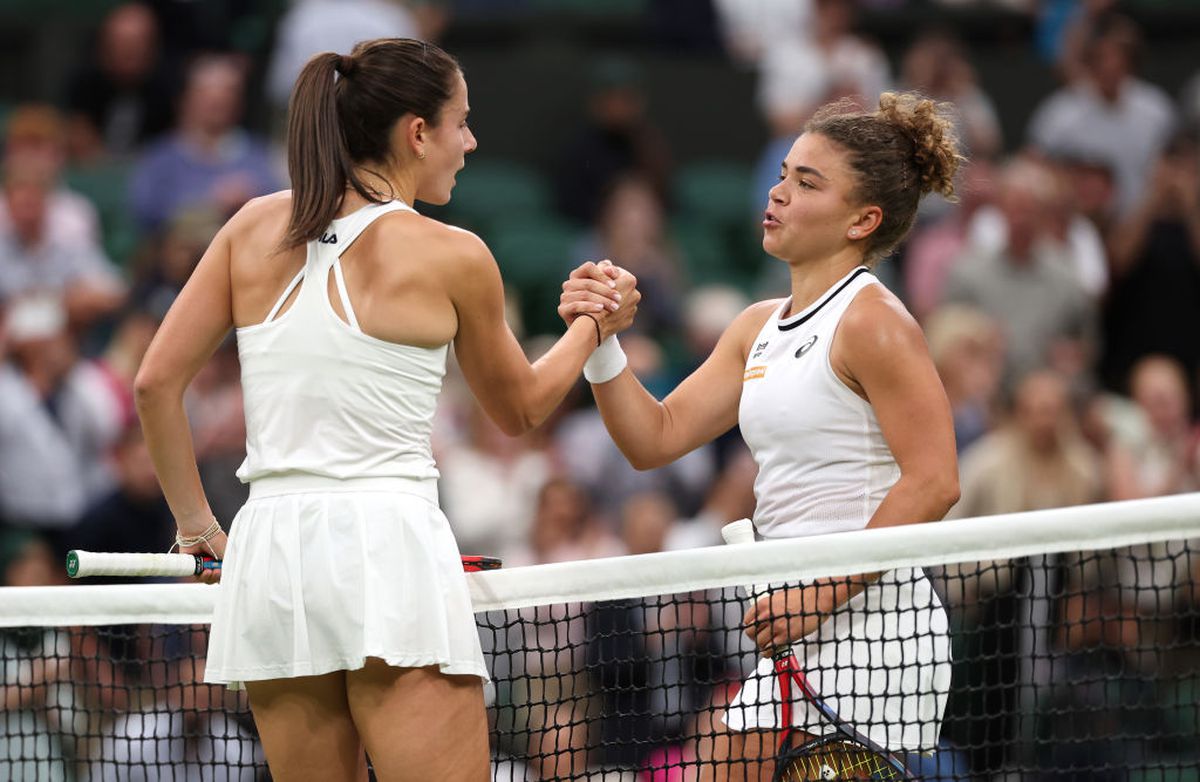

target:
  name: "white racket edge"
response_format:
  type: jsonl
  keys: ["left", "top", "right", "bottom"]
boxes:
{"left": 67, "top": 551, "right": 208, "bottom": 578}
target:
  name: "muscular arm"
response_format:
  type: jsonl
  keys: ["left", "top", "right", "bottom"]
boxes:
{"left": 589, "top": 301, "right": 774, "bottom": 470}
{"left": 450, "top": 233, "right": 630, "bottom": 436}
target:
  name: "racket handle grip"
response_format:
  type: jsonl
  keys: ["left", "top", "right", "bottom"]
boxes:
{"left": 720, "top": 519, "right": 767, "bottom": 597}
{"left": 66, "top": 551, "right": 221, "bottom": 578}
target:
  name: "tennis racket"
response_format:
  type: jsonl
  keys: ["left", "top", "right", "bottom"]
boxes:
{"left": 66, "top": 551, "right": 502, "bottom": 578}
{"left": 721, "top": 519, "right": 911, "bottom": 782}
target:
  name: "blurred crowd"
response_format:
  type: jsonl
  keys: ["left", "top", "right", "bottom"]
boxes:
{"left": 0, "top": 0, "right": 1199, "bottom": 779}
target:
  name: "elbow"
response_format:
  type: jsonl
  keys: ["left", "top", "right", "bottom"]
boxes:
{"left": 625, "top": 448, "right": 668, "bottom": 472}
{"left": 132, "top": 364, "right": 176, "bottom": 413}
{"left": 931, "top": 475, "right": 961, "bottom": 518}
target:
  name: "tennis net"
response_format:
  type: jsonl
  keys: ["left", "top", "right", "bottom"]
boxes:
{"left": 2, "top": 494, "right": 1199, "bottom": 780}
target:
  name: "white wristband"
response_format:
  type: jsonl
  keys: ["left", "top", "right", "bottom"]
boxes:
{"left": 583, "top": 335, "right": 627, "bottom": 384}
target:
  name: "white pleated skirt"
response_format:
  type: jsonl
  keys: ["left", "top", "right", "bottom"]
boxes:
{"left": 724, "top": 567, "right": 951, "bottom": 752}
{"left": 204, "top": 475, "right": 488, "bottom": 690}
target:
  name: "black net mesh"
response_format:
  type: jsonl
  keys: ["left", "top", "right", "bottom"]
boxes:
{"left": 2, "top": 543, "right": 1199, "bottom": 780}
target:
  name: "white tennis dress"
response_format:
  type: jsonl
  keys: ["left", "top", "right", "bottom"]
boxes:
{"left": 204, "top": 200, "right": 488, "bottom": 689}
{"left": 728, "top": 266, "right": 951, "bottom": 752}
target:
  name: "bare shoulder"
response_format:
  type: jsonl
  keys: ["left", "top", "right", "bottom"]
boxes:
{"left": 839, "top": 283, "right": 926, "bottom": 356}
{"left": 225, "top": 191, "right": 294, "bottom": 244}
{"left": 723, "top": 298, "right": 785, "bottom": 358}
{"left": 372, "top": 211, "right": 494, "bottom": 273}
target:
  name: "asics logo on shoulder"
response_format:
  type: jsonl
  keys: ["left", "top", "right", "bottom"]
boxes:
{"left": 795, "top": 335, "right": 818, "bottom": 358}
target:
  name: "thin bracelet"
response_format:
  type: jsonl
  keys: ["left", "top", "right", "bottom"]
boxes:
{"left": 578, "top": 313, "right": 603, "bottom": 347}
{"left": 173, "top": 519, "right": 224, "bottom": 551}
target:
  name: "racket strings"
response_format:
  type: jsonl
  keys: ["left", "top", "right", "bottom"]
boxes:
{"left": 779, "top": 740, "right": 902, "bottom": 781}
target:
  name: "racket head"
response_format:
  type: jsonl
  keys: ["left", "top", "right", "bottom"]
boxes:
{"left": 773, "top": 735, "right": 909, "bottom": 781}
{"left": 460, "top": 555, "right": 502, "bottom": 572}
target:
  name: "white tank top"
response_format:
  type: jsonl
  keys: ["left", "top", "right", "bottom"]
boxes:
{"left": 738, "top": 266, "right": 899, "bottom": 539}
{"left": 235, "top": 201, "right": 446, "bottom": 484}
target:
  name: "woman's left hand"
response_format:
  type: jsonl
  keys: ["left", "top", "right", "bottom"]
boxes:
{"left": 743, "top": 586, "right": 823, "bottom": 654}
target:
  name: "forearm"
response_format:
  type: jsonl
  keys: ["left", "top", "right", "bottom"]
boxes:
{"left": 135, "top": 387, "right": 215, "bottom": 535}
{"left": 513, "top": 317, "right": 598, "bottom": 432}
{"left": 591, "top": 369, "right": 674, "bottom": 470}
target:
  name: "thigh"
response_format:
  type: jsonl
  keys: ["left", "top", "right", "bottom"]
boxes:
{"left": 346, "top": 659, "right": 488, "bottom": 782}
{"left": 699, "top": 721, "right": 780, "bottom": 782}
{"left": 245, "top": 672, "right": 368, "bottom": 782}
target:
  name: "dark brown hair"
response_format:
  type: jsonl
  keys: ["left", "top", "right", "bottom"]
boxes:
{"left": 283, "top": 38, "right": 461, "bottom": 248}
{"left": 805, "top": 91, "right": 963, "bottom": 264}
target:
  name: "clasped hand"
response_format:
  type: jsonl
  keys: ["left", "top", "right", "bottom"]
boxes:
{"left": 558, "top": 260, "right": 641, "bottom": 339}
{"left": 743, "top": 585, "right": 825, "bottom": 655}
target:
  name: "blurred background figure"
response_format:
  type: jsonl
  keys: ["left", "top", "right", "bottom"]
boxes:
{"left": 129, "top": 53, "right": 280, "bottom": 235}
{"left": 1027, "top": 13, "right": 1176, "bottom": 216}
{"left": 924, "top": 304, "right": 1005, "bottom": 455}
{"left": 62, "top": 2, "right": 174, "bottom": 163}
{"left": 1100, "top": 128, "right": 1200, "bottom": 401}
{"left": 0, "top": 105, "right": 103, "bottom": 248}
{"left": 554, "top": 55, "right": 672, "bottom": 225}
{"left": 265, "top": 0, "right": 447, "bottom": 116}
{"left": 942, "top": 157, "right": 1095, "bottom": 390}
{"left": 0, "top": 165, "right": 125, "bottom": 330}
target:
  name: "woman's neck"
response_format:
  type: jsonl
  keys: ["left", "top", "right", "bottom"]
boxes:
{"left": 344, "top": 163, "right": 417, "bottom": 213}
{"left": 784, "top": 254, "right": 864, "bottom": 316}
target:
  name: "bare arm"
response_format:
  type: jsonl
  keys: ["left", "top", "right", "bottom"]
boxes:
{"left": 451, "top": 238, "right": 636, "bottom": 436}
{"left": 746, "top": 290, "right": 960, "bottom": 650}
{"left": 134, "top": 212, "right": 236, "bottom": 577}
{"left": 584, "top": 299, "right": 774, "bottom": 470}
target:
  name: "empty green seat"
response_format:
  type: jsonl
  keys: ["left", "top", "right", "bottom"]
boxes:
{"left": 487, "top": 217, "right": 581, "bottom": 336}
{"left": 674, "top": 160, "right": 754, "bottom": 228}
{"left": 63, "top": 161, "right": 140, "bottom": 266}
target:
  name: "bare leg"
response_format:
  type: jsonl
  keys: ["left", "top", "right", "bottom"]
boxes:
{"left": 699, "top": 721, "right": 781, "bottom": 782}
{"left": 347, "top": 659, "right": 488, "bottom": 782}
{"left": 245, "top": 672, "right": 368, "bottom": 782}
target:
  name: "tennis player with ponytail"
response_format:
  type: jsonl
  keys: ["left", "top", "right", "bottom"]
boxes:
{"left": 563, "top": 93, "right": 964, "bottom": 781}
{"left": 134, "top": 39, "right": 638, "bottom": 781}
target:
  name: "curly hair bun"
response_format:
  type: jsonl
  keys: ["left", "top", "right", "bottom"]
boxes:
{"left": 877, "top": 92, "right": 961, "bottom": 199}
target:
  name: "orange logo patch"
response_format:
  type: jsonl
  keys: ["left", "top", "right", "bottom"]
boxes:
{"left": 743, "top": 366, "right": 766, "bottom": 381}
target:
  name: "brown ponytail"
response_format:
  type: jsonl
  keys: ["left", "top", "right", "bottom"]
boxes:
{"left": 282, "top": 39, "right": 461, "bottom": 248}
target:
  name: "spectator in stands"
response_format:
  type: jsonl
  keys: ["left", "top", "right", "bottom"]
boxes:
{"left": 0, "top": 105, "right": 103, "bottom": 249}
{"left": 925, "top": 304, "right": 1005, "bottom": 455}
{"left": 1026, "top": 13, "right": 1176, "bottom": 215}
{"left": 0, "top": 297, "right": 125, "bottom": 545}
{"left": 185, "top": 337, "right": 247, "bottom": 525}
{"left": 63, "top": 2, "right": 175, "bottom": 162}
{"left": 130, "top": 205, "right": 223, "bottom": 316}
{"left": 129, "top": 53, "right": 280, "bottom": 234}
{"left": 1106, "top": 355, "right": 1199, "bottom": 501}
{"left": 942, "top": 158, "right": 1095, "bottom": 388}
{"left": 899, "top": 28, "right": 1002, "bottom": 160}
{"left": 904, "top": 158, "right": 997, "bottom": 321}
{"left": 266, "top": 0, "right": 445, "bottom": 114}
{"left": 576, "top": 174, "right": 684, "bottom": 345}
{"left": 751, "top": 0, "right": 891, "bottom": 207}
{"left": 438, "top": 398, "right": 552, "bottom": 561}
{"left": 554, "top": 56, "right": 672, "bottom": 224}
{"left": 1099, "top": 129, "right": 1200, "bottom": 395}
{"left": 953, "top": 370, "right": 1101, "bottom": 520}
{"left": 0, "top": 165, "right": 126, "bottom": 329}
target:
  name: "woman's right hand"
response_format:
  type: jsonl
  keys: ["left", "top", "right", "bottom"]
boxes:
{"left": 558, "top": 260, "right": 640, "bottom": 340}
{"left": 178, "top": 530, "right": 226, "bottom": 585}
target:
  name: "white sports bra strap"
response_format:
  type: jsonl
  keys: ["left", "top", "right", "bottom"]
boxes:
{"left": 330, "top": 259, "right": 360, "bottom": 331}
{"left": 262, "top": 267, "right": 307, "bottom": 324}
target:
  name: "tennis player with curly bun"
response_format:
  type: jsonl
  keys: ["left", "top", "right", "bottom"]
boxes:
{"left": 134, "top": 38, "right": 638, "bottom": 781}
{"left": 561, "top": 92, "right": 964, "bottom": 781}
